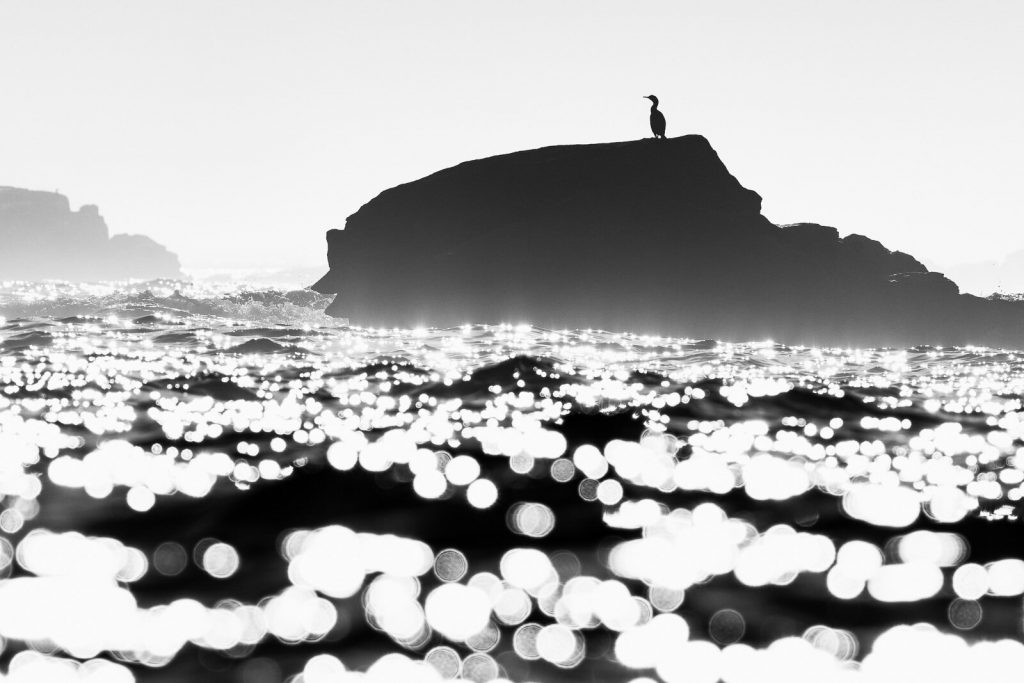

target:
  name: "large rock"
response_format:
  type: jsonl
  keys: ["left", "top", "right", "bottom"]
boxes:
{"left": 0, "top": 187, "right": 181, "bottom": 281}
{"left": 312, "top": 136, "right": 1024, "bottom": 348}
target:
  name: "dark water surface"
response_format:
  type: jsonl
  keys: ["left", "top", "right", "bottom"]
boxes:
{"left": 0, "top": 282, "right": 1023, "bottom": 683}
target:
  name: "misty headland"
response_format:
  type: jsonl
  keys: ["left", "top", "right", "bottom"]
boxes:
{"left": 0, "top": 186, "right": 181, "bottom": 282}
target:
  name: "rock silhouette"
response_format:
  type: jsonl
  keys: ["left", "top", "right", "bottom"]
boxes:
{"left": 312, "top": 135, "right": 1024, "bottom": 348}
{"left": 0, "top": 186, "right": 181, "bottom": 281}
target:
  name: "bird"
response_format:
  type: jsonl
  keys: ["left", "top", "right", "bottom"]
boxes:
{"left": 644, "top": 95, "right": 667, "bottom": 139}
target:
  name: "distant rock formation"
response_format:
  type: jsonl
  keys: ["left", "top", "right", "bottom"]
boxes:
{"left": 0, "top": 187, "right": 181, "bottom": 281}
{"left": 312, "top": 136, "right": 1024, "bottom": 348}
{"left": 941, "top": 249, "right": 1024, "bottom": 296}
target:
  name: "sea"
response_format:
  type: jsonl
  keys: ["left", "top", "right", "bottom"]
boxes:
{"left": 0, "top": 279, "right": 1022, "bottom": 683}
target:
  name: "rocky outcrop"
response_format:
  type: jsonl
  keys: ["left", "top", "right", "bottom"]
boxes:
{"left": 312, "top": 136, "right": 1024, "bottom": 348}
{"left": 0, "top": 187, "right": 181, "bottom": 281}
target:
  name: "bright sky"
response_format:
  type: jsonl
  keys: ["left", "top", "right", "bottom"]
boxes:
{"left": 1, "top": 1, "right": 1022, "bottom": 280}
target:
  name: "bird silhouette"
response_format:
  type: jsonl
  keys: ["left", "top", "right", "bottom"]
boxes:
{"left": 644, "top": 95, "right": 667, "bottom": 139}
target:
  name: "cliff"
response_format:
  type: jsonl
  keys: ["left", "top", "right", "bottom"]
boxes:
{"left": 312, "top": 136, "right": 1024, "bottom": 348}
{"left": 0, "top": 187, "right": 181, "bottom": 281}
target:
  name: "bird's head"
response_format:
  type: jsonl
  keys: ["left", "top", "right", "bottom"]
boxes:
{"left": 644, "top": 95, "right": 659, "bottom": 105}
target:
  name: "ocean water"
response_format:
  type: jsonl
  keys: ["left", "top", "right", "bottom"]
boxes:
{"left": 0, "top": 280, "right": 1023, "bottom": 683}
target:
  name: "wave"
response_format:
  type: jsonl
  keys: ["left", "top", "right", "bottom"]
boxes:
{"left": 0, "top": 279, "right": 338, "bottom": 326}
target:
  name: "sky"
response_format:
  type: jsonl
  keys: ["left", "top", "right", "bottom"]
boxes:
{"left": 1, "top": 1, "right": 1022, "bottom": 288}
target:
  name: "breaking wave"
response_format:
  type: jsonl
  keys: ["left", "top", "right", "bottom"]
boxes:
{"left": 0, "top": 279, "right": 337, "bottom": 326}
